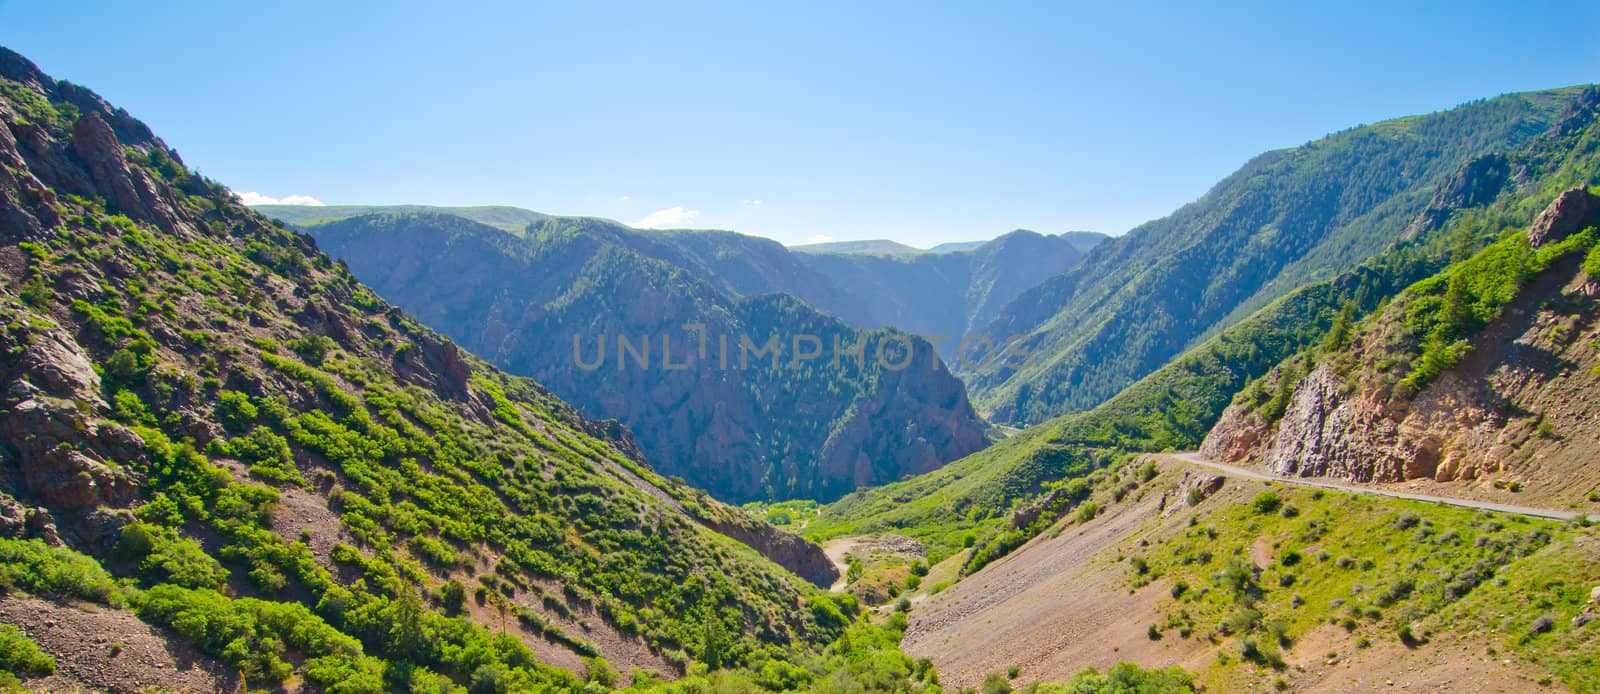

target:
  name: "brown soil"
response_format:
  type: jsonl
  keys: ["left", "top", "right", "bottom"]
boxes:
{"left": 902, "top": 478, "right": 1208, "bottom": 690}
{"left": 265, "top": 476, "right": 361, "bottom": 574}
{"left": 0, "top": 593, "right": 237, "bottom": 693}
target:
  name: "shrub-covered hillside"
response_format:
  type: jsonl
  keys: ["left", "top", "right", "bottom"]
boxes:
{"left": 0, "top": 46, "right": 903, "bottom": 691}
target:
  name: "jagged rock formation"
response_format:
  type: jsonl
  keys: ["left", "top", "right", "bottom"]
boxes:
{"left": 1529, "top": 186, "right": 1600, "bottom": 247}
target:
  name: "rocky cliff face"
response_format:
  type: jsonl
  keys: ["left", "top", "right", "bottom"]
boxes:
{"left": 1529, "top": 187, "right": 1600, "bottom": 247}
{"left": 1203, "top": 191, "right": 1600, "bottom": 505}
{"left": 0, "top": 319, "right": 140, "bottom": 552}
{"left": 687, "top": 501, "right": 838, "bottom": 587}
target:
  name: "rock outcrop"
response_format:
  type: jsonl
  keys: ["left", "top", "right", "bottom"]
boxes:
{"left": 0, "top": 321, "right": 141, "bottom": 550}
{"left": 1528, "top": 186, "right": 1600, "bottom": 247}
{"left": 1160, "top": 470, "right": 1224, "bottom": 517}
{"left": 691, "top": 509, "right": 839, "bottom": 588}
{"left": 1200, "top": 397, "right": 1267, "bottom": 464}
{"left": 1404, "top": 153, "right": 1511, "bottom": 236}
{"left": 1202, "top": 193, "right": 1600, "bottom": 500}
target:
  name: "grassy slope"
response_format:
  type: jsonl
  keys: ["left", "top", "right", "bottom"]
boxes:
{"left": 1136, "top": 474, "right": 1597, "bottom": 691}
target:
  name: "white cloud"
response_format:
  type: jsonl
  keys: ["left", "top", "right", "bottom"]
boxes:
{"left": 238, "top": 192, "right": 325, "bottom": 207}
{"left": 741, "top": 199, "right": 764, "bottom": 206}
{"left": 808, "top": 234, "right": 835, "bottom": 243}
{"left": 633, "top": 206, "right": 699, "bottom": 229}
{"left": 618, "top": 195, "right": 632, "bottom": 202}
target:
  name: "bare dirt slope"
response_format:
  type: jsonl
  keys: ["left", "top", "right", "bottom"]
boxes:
{"left": 0, "top": 593, "right": 237, "bottom": 693}
{"left": 902, "top": 474, "right": 1206, "bottom": 689}
{"left": 1168, "top": 452, "right": 1594, "bottom": 522}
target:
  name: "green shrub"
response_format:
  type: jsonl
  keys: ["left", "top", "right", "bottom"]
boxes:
{"left": 17, "top": 275, "right": 52, "bottom": 309}
{"left": 582, "top": 656, "right": 619, "bottom": 686}
{"left": 1375, "top": 578, "right": 1415, "bottom": 607}
{"left": 222, "top": 426, "right": 304, "bottom": 486}
{"left": 1054, "top": 663, "right": 1195, "bottom": 692}
{"left": 116, "top": 523, "right": 229, "bottom": 590}
{"left": 0, "top": 623, "right": 54, "bottom": 675}
{"left": 1137, "top": 461, "right": 1159, "bottom": 482}
{"left": 287, "top": 334, "right": 337, "bottom": 366}
{"left": 215, "top": 390, "right": 259, "bottom": 432}
{"left": 111, "top": 388, "right": 158, "bottom": 426}
{"left": 1219, "top": 608, "right": 1262, "bottom": 635}
{"left": 982, "top": 672, "right": 1013, "bottom": 694}
{"left": 0, "top": 538, "right": 121, "bottom": 605}
{"left": 1076, "top": 502, "right": 1101, "bottom": 523}
{"left": 1250, "top": 492, "right": 1282, "bottom": 515}
{"left": 136, "top": 585, "right": 372, "bottom": 687}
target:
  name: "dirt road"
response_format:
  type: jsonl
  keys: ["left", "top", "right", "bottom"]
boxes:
{"left": 1161, "top": 452, "right": 1597, "bottom": 523}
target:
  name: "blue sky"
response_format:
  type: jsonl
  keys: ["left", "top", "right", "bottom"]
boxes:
{"left": 2, "top": 1, "right": 1597, "bottom": 246}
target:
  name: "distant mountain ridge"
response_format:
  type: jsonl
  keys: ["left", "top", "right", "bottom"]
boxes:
{"left": 791, "top": 230, "right": 1093, "bottom": 361}
{"left": 308, "top": 212, "right": 990, "bottom": 503}
{"left": 288, "top": 208, "right": 1101, "bottom": 365}
{"left": 791, "top": 239, "right": 924, "bottom": 255}
{"left": 253, "top": 203, "right": 550, "bottom": 233}
{"left": 792, "top": 230, "right": 1107, "bottom": 256}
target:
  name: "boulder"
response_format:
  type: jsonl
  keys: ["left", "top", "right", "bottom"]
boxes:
{"left": 1528, "top": 187, "right": 1600, "bottom": 248}
{"left": 22, "top": 445, "right": 137, "bottom": 510}
{"left": 70, "top": 112, "right": 178, "bottom": 232}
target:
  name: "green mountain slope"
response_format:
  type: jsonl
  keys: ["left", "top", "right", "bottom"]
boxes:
{"left": 308, "top": 213, "right": 988, "bottom": 503}
{"left": 0, "top": 46, "right": 911, "bottom": 691}
{"left": 970, "top": 87, "right": 1589, "bottom": 425}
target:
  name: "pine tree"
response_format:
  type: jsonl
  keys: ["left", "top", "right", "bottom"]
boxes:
{"left": 1322, "top": 301, "right": 1357, "bottom": 353}
{"left": 1437, "top": 274, "right": 1475, "bottom": 341}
